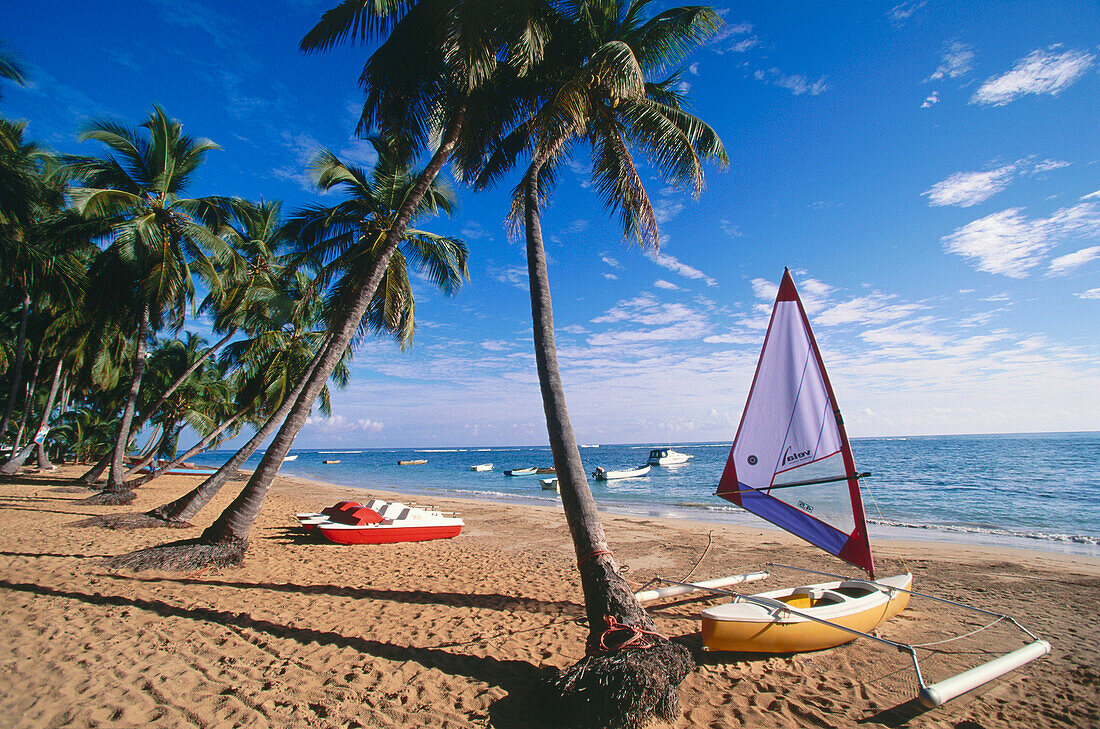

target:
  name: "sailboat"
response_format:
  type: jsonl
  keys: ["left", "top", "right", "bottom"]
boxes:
{"left": 636, "top": 269, "right": 1050, "bottom": 706}
{"left": 700, "top": 267, "right": 911, "bottom": 652}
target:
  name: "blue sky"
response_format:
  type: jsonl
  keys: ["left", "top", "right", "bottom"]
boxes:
{"left": 5, "top": 1, "right": 1099, "bottom": 448}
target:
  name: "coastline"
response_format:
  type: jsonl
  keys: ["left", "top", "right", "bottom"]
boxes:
{"left": 1, "top": 466, "right": 1097, "bottom": 727}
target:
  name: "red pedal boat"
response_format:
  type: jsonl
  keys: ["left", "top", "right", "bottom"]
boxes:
{"left": 295, "top": 499, "right": 463, "bottom": 545}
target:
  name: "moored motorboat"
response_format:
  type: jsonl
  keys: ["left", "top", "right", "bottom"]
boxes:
{"left": 536, "top": 467, "right": 556, "bottom": 474}
{"left": 398, "top": 459, "right": 427, "bottom": 465}
{"left": 504, "top": 467, "right": 537, "bottom": 476}
{"left": 323, "top": 459, "right": 340, "bottom": 464}
{"left": 701, "top": 573, "right": 913, "bottom": 653}
{"left": 539, "top": 477, "right": 559, "bottom": 492}
{"left": 592, "top": 464, "right": 651, "bottom": 480}
{"left": 283, "top": 454, "right": 298, "bottom": 462}
{"left": 470, "top": 463, "right": 493, "bottom": 471}
{"left": 647, "top": 448, "right": 693, "bottom": 465}
{"left": 297, "top": 499, "right": 463, "bottom": 545}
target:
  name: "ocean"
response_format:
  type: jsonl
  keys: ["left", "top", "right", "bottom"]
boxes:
{"left": 188, "top": 431, "right": 1100, "bottom": 557}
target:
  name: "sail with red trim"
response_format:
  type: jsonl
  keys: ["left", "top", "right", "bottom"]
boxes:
{"left": 717, "top": 269, "right": 875, "bottom": 577}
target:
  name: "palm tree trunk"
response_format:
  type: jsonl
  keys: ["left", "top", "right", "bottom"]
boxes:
{"left": 9, "top": 349, "right": 42, "bottom": 460}
{"left": 149, "top": 342, "right": 324, "bottom": 525}
{"left": 521, "top": 160, "right": 692, "bottom": 729}
{"left": 1, "top": 356, "right": 63, "bottom": 474}
{"left": 522, "top": 164, "right": 655, "bottom": 648}
{"left": 0, "top": 292, "right": 30, "bottom": 450}
{"left": 105, "top": 305, "right": 151, "bottom": 495}
{"left": 126, "top": 407, "right": 248, "bottom": 487}
{"left": 81, "top": 327, "right": 234, "bottom": 488}
{"left": 199, "top": 109, "right": 467, "bottom": 550}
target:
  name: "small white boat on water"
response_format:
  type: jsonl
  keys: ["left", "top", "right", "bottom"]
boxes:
{"left": 647, "top": 448, "right": 693, "bottom": 466}
{"left": 470, "top": 463, "right": 493, "bottom": 472}
{"left": 539, "top": 478, "right": 559, "bottom": 492}
{"left": 505, "top": 467, "right": 537, "bottom": 476}
{"left": 592, "top": 464, "right": 651, "bottom": 480}
{"left": 283, "top": 454, "right": 298, "bottom": 462}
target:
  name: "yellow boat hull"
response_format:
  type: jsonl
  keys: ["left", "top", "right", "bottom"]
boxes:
{"left": 701, "top": 573, "right": 912, "bottom": 653}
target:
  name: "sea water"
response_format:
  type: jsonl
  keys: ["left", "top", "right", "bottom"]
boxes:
{"left": 188, "top": 432, "right": 1100, "bottom": 557}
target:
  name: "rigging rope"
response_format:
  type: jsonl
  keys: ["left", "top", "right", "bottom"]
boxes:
{"left": 910, "top": 616, "right": 1006, "bottom": 648}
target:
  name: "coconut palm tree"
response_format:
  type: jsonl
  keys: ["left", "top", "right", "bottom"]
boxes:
{"left": 108, "top": 140, "right": 467, "bottom": 565}
{"left": 0, "top": 43, "right": 26, "bottom": 98}
{"left": 465, "top": 2, "right": 727, "bottom": 724}
{"left": 65, "top": 106, "right": 228, "bottom": 501}
{"left": 0, "top": 122, "right": 83, "bottom": 451}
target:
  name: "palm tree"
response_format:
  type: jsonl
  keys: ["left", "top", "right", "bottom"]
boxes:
{"left": 65, "top": 106, "right": 228, "bottom": 501}
{"left": 99, "top": 0, "right": 542, "bottom": 552}
{"left": 0, "top": 43, "right": 26, "bottom": 98}
{"left": 108, "top": 141, "right": 467, "bottom": 565}
{"left": 0, "top": 121, "right": 83, "bottom": 451}
{"left": 466, "top": 2, "right": 727, "bottom": 724}
{"left": 74, "top": 198, "right": 291, "bottom": 487}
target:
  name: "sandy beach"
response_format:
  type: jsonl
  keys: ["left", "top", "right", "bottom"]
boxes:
{"left": 1, "top": 467, "right": 1097, "bottom": 728}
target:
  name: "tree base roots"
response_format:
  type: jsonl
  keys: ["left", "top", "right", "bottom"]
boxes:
{"left": 105, "top": 537, "right": 248, "bottom": 572}
{"left": 79, "top": 490, "right": 137, "bottom": 506}
{"left": 533, "top": 641, "right": 694, "bottom": 729}
{"left": 72, "top": 512, "right": 192, "bottom": 530}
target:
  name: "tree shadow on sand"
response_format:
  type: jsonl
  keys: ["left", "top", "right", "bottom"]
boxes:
{"left": 104, "top": 572, "right": 585, "bottom": 616}
{"left": 0, "top": 578, "right": 557, "bottom": 728}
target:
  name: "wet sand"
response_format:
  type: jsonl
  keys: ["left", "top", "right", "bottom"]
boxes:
{"left": 1, "top": 466, "right": 1097, "bottom": 728}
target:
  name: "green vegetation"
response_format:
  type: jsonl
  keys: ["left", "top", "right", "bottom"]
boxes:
{"left": 1, "top": 3, "right": 723, "bottom": 725}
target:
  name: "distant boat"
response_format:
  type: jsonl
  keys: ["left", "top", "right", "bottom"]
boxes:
{"left": 592, "top": 464, "right": 651, "bottom": 480}
{"left": 469, "top": 463, "right": 493, "bottom": 472}
{"left": 647, "top": 448, "right": 693, "bottom": 466}
{"left": 398, "top": 459, "right": 427, "bottom": 465}
{"left": 539, "top": 478, "right": 559, "bottom": 493}
{"left": 283, "top": 455, "right": 298, "bottom": 462}
{"left": 504, "top": 467, "right": 537, "bottom": 476}
{"left": 536, "top": 467, "right": 556, "bottom": 474}
{"left": 323, "top": 459, "right": 341, "bottom": 464}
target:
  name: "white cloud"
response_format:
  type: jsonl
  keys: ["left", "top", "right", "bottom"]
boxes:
{"left": 601, "top": 255, "right": 621, "bottom": 269}
{"left": 304, "top": 415, "right": 383, "bottom": 433}
{"left": 815, "top": 295, "right": 923, "bottom": 326}
{"left": 480, "top": 340, "right": 511, "bottom": 351}
{"left": 493, "top": 265, "right": 529, "bottom": 289}
{"left": 1030, "top": 159, "right": 1070, "bottom": 175}
{"left": 971, "top": 46, "right": 1096, "bottom": 106}
{"left": 927, "top": 41, "right": 975, "bottom": 81}
{"left": 1048, "top": 246, "right": 1100, "bottom": 276}
{"left": 754, "top": 68, "right": 829, "bottom": 96}
{"left": 646, "top": 252, "right": 718, "bottom": 286}
{"left": 653, "top": 279, "right": 681, "bottom": 291}
{"left": 921, "top": 91, "right": 940, "bottom": 108}
{"left": 943, "top": 202, "right": 1100, "bottom": 277}
{"left": 1082, "top": 190, "right": 1100, "bottom": 201}
{"left": 1076, "top": 288, "right": 1100, "bottom": 300}
{"left": 889, "top": 1, "right": 926, "bottom": 24}
{"left": 603, "top": 273, "right": 619, "bottom": 280}
{"left": 924, "top": 165, "right": 1016, "bottom": 207}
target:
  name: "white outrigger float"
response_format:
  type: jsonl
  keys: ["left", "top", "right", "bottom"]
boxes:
{"left": 635, "top": 269, "right": 1050, "bottom": 708}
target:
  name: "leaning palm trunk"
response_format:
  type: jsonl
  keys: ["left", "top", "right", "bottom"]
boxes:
{"left": 145, "top": 352, "right": 321, "bottom": 527}
{"left": 0, "top": 293, "right": 30, "bottom": 451}
{"left": 108, "top": 111, "right": 466, "bottom": 570}
{"left": 0, "top": 357, "right": 64, "bottom": 474}
{"left": 8, "top": 350, "right": 42, "bottom": 461}
{"left": 122, "top": 422, "right": 176, "bottom": 479}
{"left": 522, "top": 165, "right": 691, "bottom": 728}
{"left": 125, "top": 406, "right": 249, "bottom": 488}
{"left": 96, "top": 306, "right": 151, "bottom": 502}
{"left": 77, "top": 329, "right": 234, "bottom": 487}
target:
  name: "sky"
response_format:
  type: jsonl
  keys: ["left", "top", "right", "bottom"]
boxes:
{"left": 4, "top": 1, "right": 1099, "bottom": 448}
